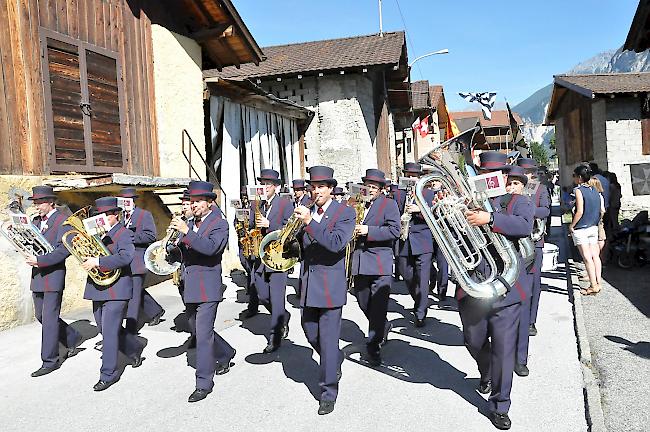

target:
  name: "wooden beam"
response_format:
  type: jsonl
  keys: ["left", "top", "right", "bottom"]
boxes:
{"left": 190, "top": 22, "right": 230, "bottom": 42}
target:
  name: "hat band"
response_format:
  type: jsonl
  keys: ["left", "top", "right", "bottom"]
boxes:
{"left": 310, "top": 176, "right": 333, "bottom": 181}
{"left": 482, "top": 161, "right": 506, "bottom": 168}
{"left": 189, "top": 188, "right": 214, "bottom": 194}
{"left": 96, "top": 206, "right": 117, "bottom": 213}
{"left": 519, "top": 163, "right": 536, "bottom": 169}
{"left": 31, "top": 193, "right": 55, "bottom": 199}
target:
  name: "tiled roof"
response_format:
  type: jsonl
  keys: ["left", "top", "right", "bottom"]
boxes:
{"left": 204, "top": 31, "right": 406, "bottom": 79}
{"left": 451, "top": 110, "right": 522, "bottom": 128}
{"left": 555, "top": 72, "right": 650, "bottom": 96}
{"left": 429, "top": 85, "right": 444, "bottom": 108}
{"left": 411, "top": 80, "right": 430, "bottom": 110}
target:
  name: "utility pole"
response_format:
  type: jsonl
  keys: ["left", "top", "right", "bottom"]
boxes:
{"left": 379, "top": 0, "right": 383, "bottom": 37}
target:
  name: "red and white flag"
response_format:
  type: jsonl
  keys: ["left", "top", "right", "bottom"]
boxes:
{"left": 419, "top": 116, "right": 430, "bottom": 137}
{"left": 411, "top": 117, "right": 421, "bottom": 132}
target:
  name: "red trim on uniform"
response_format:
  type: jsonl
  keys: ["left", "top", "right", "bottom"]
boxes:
{"left": 109, "top": 287, "right": 116, "bottom": 299}
{"left": 507, "top": 195, "right": 517, "bottom": 214}
{"left": 46, "top": 213, "right": 64, "bottom": 242}
{"left": 376, "top": 254, "right": 384, "bottom": 274}
{"left": 326, "top": 204, "right": 346, "bottom": 231}
{"left": 514, "top": 281, "right": 526, "bottom": 300}
{"left": 134, "top": 208, "right": 145, "bottom": 229}
{"left": 44, "top": 275, "right": 50, "bottom": 292}
{"left": 276, "top": 198, "right": 288, "bottom": 226}
{"left": 323, "top": 270, "right": 333, "bottom": 308}
{"left": 199, "top": 274, "right": 208, "bottom": 302}
{"left": 373, "top": 196, "right": 388, "bottom": 226}
{"left": 535, "top": 188, "right": 542, "bottom": 207}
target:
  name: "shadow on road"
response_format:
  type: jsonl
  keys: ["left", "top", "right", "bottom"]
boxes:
{"left": 604, "top": 335, "right": 650, "bottom": 360}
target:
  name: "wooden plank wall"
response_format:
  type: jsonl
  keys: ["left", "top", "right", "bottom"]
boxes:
{"left": 0, "top": 0, "right": 159, "bottom": 176}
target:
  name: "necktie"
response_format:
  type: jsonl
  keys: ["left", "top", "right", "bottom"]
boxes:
{"left": 365, "top": 201, "right": 372, "bottom": 209}
{"left": 40, "top": 215, "right": 48, "bottom": 233}
{"left": 195, "top": 217, "right": 202, "bottom": 229}
{"left": 317, "top": 207, "right": 324, "bottom": 215}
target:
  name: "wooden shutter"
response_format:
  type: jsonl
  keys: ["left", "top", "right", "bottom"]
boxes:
{"left": 42, "top": 30, "right": 125, "bottom": 173}
{"left": 46, "top": 39, "right": 87, "bottom": 167}
{"left": 641, "top": 96, "right": 650, "bottom": 155}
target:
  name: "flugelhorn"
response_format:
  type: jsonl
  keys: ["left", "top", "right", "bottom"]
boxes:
{"left": 144, "top": 213, "right": 186, "bottom": 276}
{"left": 415, "top": 127, "right": 522, "bottom": 299}
{"left": 61, "top": 206, "right": 120, "bottom": 286}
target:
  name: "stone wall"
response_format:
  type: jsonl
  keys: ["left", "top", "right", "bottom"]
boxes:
{"left": 261, "top": 73, "right": 380, "bottom": 184}
{"left": 604, "top": 97, "right": 650, "bottom": 214}
{"left": 150, "top": 25, "right": 205, "bottom": 180}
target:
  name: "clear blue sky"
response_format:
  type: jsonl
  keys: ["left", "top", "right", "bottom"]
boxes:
{"left": 233, "top": 0, "right": 639, "bottom": 110}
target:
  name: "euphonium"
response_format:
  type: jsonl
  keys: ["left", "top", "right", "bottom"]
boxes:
{"left": 345, "top": 194, "right": 366, "bottom": 291}
{"left": 259, "top": 199, "right": 313, "bottom": 272}
{"left": 415, "top": 127, "right": 522, "bottom": 299}
{"left": 61, "top": 206, "right": 120, "bottom": 286}
{"left": 144, "top": 213, "right": 185, "bottom": 276}
{"left": 0, "top": 205, "right": 54, "bottom": 258}
{"left": 247, "top": 194, "right": 263, "bottom": 258}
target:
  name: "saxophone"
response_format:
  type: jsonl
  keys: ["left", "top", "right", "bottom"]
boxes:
{"left": 415, "top": 127, "right": 523, "bottom": 299}
{"left": 144, "top": 213, "right": 185, "bottom": 276}
{"left": 399, "top": 182, "right": 415, "bottom": 241}
{"left": 247, "top": 194, "right": 263, "bottom": 258}
{"left": 345, "top": 194, "right": 366, "bottom": 291}
{"left": 60, "top": 206, "right": 120, "bottom": 286}
{"left": 259, "top": 199, "right": 314, "bottom": 272}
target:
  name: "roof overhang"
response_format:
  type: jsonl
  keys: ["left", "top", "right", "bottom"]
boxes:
{"left": 624, "top": 0, "right": 650, "bottom": 52}
{"left": 205, "top": 77, "right": 314, "bottom": 121}
{"left": 45, "top": 173, "right": 192, "bottom": 193}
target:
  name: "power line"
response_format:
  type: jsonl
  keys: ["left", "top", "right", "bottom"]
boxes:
{"left": 394, "top": 0, "right": 424, "bottom": 81}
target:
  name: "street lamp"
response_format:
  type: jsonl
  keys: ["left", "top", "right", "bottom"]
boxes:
{"left": 408, "top": 49, "right": 449, "bottom": 68}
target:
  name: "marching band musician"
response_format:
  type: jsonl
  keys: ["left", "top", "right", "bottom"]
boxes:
{"left": 82, "top": 197, "right": 144, "bottom": 391}
{"left": 332, "top": 187, "right": 345, "bottom": 203}
{"left": 118, "top": 187, "right": 165, "bottom": 333}
{"left": 176, "top": 189, "right": 192, "bottom": 302}
{"left": 251, "top": 169, "right": 293, "bottom": 353}
{"left": 350, "top": 169, "right": 400, "bottom": 366}
{"left": 24, "top": 186, "right": 82, "bottom": 377}
{"left": 515, "top": 158, "right": 550, "bottom": 369}
{"left": 293, "top": 165, "right": 355, "bottom": 415}
{"left": 168, "top": 181, "right": 235, "bottom": 403}
{"left": 292, "top": 179, "right": 311, "bottom": 207}
{"left": 393, "top": 162, "right": 435, "bottom": 327}
{"left": 462, "top": 152, "right": 534, "bottom": 430}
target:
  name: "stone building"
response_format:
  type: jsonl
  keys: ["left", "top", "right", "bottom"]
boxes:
{"left": 545, "top": 72, "right": 650, "bottom": 213}
{"left": 204, "top": 32, "right": 411, "bottom": 184}
{"left": 0, "top": 0, "right": 263, "bottom": 329}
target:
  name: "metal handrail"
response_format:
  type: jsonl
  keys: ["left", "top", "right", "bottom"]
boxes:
{"left": 181, "top": 129, "right": 227, "bottom": 211}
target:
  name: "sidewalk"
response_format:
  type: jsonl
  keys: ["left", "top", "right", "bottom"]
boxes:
{"left": 0, "top": 218, "right": 586, "bottom": 432}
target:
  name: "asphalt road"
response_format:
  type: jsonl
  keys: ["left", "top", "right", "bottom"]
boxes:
{"left": 0, "top": 218, "right": 586, "bottom": 431}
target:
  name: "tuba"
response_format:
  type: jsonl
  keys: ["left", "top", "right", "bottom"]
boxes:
{"left": 345, "top": 193, "right": 366, "bottom": 291}
{"left": 61, "top": 206, "right": 120, "bottom": 287}
{"left": 144, "top": 213, "right": 185, "bottom": 276}
{"left": 414, "top": 127, "right": 522, "bottom": 299}
{"left": 259, "top": 199, "right": 313, "bottom": 272}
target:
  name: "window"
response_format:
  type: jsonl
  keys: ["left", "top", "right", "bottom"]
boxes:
{"left": 41, "top": 30, "right": 125, "bottom": 173}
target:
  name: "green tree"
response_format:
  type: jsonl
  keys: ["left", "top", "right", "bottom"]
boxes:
{"left": 549, "top": 133, "right": 556, "bottom": 151}
{"left": 529, "top": 141, "right": 549, "bottom": 167}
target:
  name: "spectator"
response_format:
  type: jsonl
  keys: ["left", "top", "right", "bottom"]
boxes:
{"left": 588, "top": 176, "right": 607, "bottom": 253}
{"left": 569, "top": 165, "right": 604, "bottom": 296}
{"left": 606, "top": 172, "right": 621, "bottom": 233}
{"left": 589, "top": 162, "right": 610, "bottom": 210}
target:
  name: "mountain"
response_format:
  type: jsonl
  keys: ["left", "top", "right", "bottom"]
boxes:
{"left": 514, "top": 47, "right": 650, "bottom": 147}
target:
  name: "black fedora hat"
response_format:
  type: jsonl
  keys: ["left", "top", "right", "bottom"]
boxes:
{"left": 333, "top": 187, "right": 345, "bottom": 195}
{"left": 506, "top": 166, "right": 528, "bottom": 185}
{"left": 118, "top": 187, "right": 138, "bottom": 198}
{"left": 362, "top": 168, "right": 388, "bottom": 185}
{"left": 292, "top": 179, "right": 306, "bottom": 190}
{"left": 306, "top": 166, "right": 337, "bottom": 187}
{"left": 403, "top": 162, "right": 423, "bottom": 175}
{"left": 479, "top": 151, "right": 511, "bottom": 171}
{"left": 516, "top": 157, "right": 538, "bottom": 171}
{"left": 257, "top": 169, "right": 282, "bottom": 184}
{"left": 188, "top": 180, "right": 217, "bottom": 199}
{"left": 28, "top": 186, "right": 57, "bottom": 201}
{"left": 94, "top": 196, "right": 121, "bottom": 214}
{"left": 180, "top": 189, "right": 190, "bottom": 202}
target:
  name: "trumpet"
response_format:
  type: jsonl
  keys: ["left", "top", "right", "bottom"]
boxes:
{"left": 61, "top": 206, "right": 120, "bottom": 287}
{"left": 144, "top": 213, "right": 186, "bottom": 276}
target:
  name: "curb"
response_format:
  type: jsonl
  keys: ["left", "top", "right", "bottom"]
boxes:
{"left": 561, "top": 222, "right": 607, "bottom": 432}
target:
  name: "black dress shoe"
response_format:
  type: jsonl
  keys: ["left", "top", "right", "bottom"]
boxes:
{"left": 243, "top": 308, "right": 259, "bottom": 319}
{"left": 478, "top": 379, "right": 492, "bottom": 394}
{"left": 489, "top": 412, "right": 512, "bottom": 430}
{"left": 263, "top": 342, "right": 280, "bottom": 354}
{"left": 93, "top": 378, "right": 119, "bottom": 391}
{"left": 31, "top": 365, "right": 59, "bottom": 377}
{"left": 318, "top": 400, "right": 336, "bottom": 415}
{"left": 514, "top": 363, "right": 529, "bottom": 377}
{"left": 64, "top": 347, "right": 82, "bottom": 359}
{"left": 379, "top": 322, "right": 393, "bottom": 348}
{"left": 414, "top": 317, "right": 426, "bottom": 328}
{"left": 130, "top": 354, "right": 144, "bottom": 368}
{"left": 216, "top": 349, "right": 236, "bottom": 375}
{"left": 281, "top": 323, "right": 289, "bottom": 339}
{"left": 188, "top": 388, "right": 212, "bottom": 403}
{"left": 529, "top": 323, "right": 538, "bottom": 336}
{"left": 362, "top": 351, "right": 381, "bottom": 367}
{"left": 148, "top": 310, "right": 165, "bottom": 326}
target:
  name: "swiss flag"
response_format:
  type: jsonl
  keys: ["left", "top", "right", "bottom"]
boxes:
{"left": 419, "top": 116, "right": 430, "bottom": 137}
{"left": 411, "top": 117, "right": 421, "bottom": 132}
